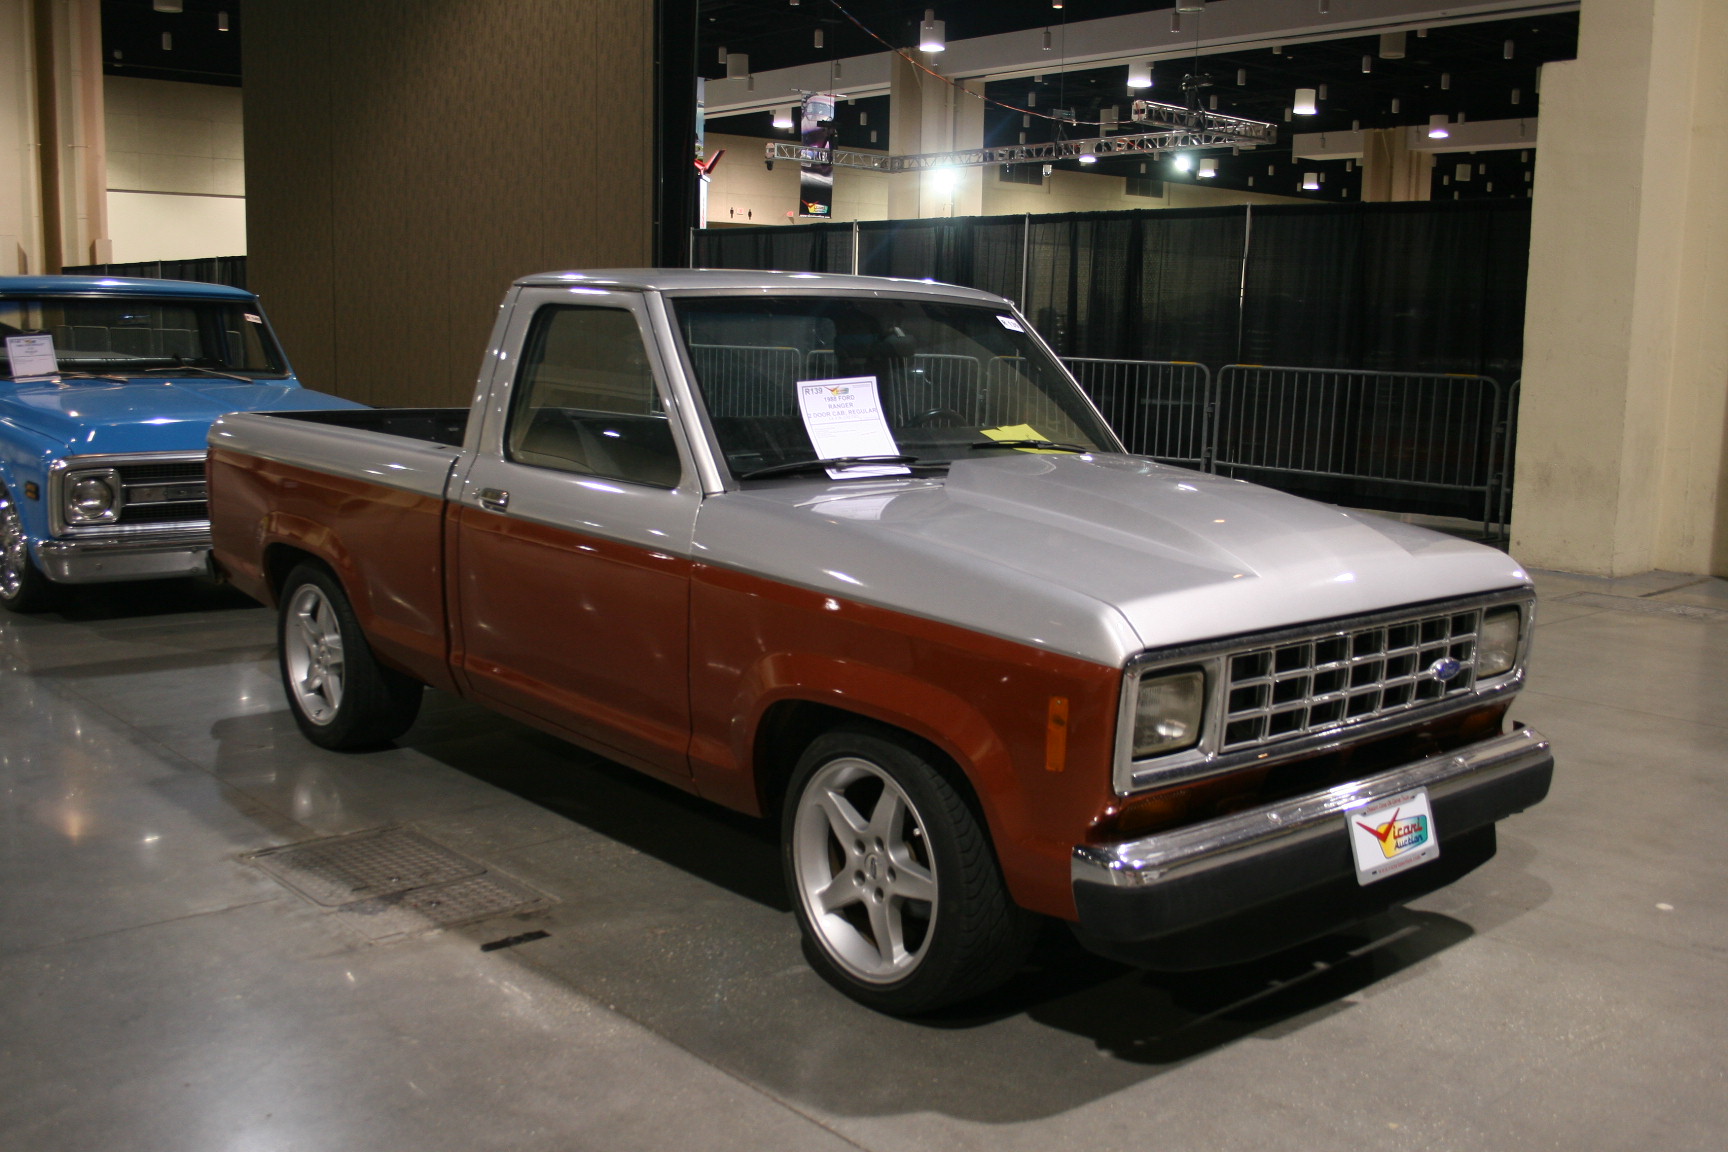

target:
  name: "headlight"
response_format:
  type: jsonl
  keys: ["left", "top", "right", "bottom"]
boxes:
{"left": 1477, "top": 606, "right": 1523, "bottom": 677}
{"left": 65, "top": 470, "right": 122, "bottom": 524}
{"left": 1131, "top": 668, "right": 1206, "bottom": 757}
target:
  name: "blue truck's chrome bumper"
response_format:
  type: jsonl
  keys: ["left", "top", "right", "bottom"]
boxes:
{"left": 1070, "top": 726, "right": 1553, "bottom": 966}
{"left": 38, "top": 529, "right": 212, "bottom": 584}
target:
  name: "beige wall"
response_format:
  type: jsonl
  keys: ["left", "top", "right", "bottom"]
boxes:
{"left": 103, "top": 76, "right": 244, "bottom": 261}
{"left": 245, "top": 0, "right": 655, "bottom": 407}
{"left": 1513, "top": 0, "right": 1728, "bottom": 577}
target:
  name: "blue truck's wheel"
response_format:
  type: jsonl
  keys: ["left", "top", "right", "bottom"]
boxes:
{"left": 277, "top": 563, "right": 422, "bottom": 750}
{"left": 0, "top": 484, "right": 59, "bottom": 613}
{"left": 783, "top": 724, "right": 1035, "bottom": 1015}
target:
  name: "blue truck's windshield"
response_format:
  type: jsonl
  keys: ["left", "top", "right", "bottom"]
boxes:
{"left": 672, "top": 295, "right": 1119, "bottom": 479}
{"left": 0, "top": 296, "right": 287, "bottom": 378}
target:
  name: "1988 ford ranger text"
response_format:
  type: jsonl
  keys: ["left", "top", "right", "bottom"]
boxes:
{"left": 206, "top": 270, "right": 1552, "bottom": 1014}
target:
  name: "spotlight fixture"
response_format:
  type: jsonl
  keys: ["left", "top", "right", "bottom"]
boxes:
{"left": 1127, "top": 60, "right": 1153, "bottom": 89}
{"left": 1440, "top": 72, "right": 1451, "bottom": 90}
{"left": 1042, "top": 28, "right": 1051, "bottom": 50}
{"left": 1361, "top": 55, "right": 1373, "bottom": 73}
{"left": 1302, "top": 172, "right": 1321, "bottom": 191}
{"left": 1380, "top": 32, "right": 1406, "bottom": 59}
{"left": 1175, "top": 0, "right": 1206, "bottom": 11}
{"left": 726, "top": 52, "right": 750, "bottom": 80}
{"left": 1504, "top": 39, "right": 1515, "bottom": 59}
{"left": 1173, "top": 154, "right": 1194, "bottom": 172}
{"left": 1318, "top": 84, "right": 1328, "bottom": 100}
{"left": 1294, "top": 88, "right": 1317, "bottom": 115}
{"left": 772, "top": 106, "right": 794, "bottom": 129}
{"left": 813, "top": 29, "right": 823, "bottom": 49}
{"left": 1428, "top": 114, "right": 1450, "bottom": 139}
{"left": 1391, "top": 97, "right": 1401, "bottom": 113}
{"left": 216, "top": 10, "right": 229, "bottom": 31}
{"left": 1237, "top": 68, "right": 1247, "bottom": 86}
{"left": 1511, "top": 88, "right": 1522, "bottom": 105}
{"left": 918, "top": 10, "right": 945, "bottom": 53}
{"left": 1078, "top": 152, "right": 1097, "bottom": 164}
{"left": 1198, "top": 159, "right": 1218, "bottom": 178}
{"left": 1455, "top": 162, "right": 1471, "bottom": 181}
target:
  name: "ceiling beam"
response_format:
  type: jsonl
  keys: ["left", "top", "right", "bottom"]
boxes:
{"left": 1292, "top": 116, "right": 1539, "bottom": 159}
{"left": 704, "top": 0, "right": 1578, "bottom": 117}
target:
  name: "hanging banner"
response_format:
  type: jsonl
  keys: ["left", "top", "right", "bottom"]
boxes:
{"left": 798, "top": 94, "right": 836, "bottom": 218}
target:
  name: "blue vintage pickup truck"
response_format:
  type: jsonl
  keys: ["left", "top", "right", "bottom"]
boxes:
{"left": 0, "top": 275, "right": 363, "bottom": 611}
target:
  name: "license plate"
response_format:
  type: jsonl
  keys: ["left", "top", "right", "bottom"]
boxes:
{"left": 1345, "top": 787, "right": 1439, "bottom": 885}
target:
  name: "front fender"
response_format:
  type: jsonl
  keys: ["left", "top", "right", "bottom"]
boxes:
{"left": 0, "top": 420, "right": 69, "bottom": 555}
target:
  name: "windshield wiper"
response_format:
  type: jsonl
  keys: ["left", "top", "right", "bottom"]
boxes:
{"left": 2, "top": 369, "right": 130, "bottom": 384}
{"left": 740, "top": 454, "right": 926, "bottom": 480}
{"left": 968, "top": 438, "right": 1090, "bottom": 453}
{"left": 141, "top": 359, "right": 254, "bottom": 384}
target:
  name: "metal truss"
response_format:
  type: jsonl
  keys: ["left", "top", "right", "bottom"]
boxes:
{"left": 766, "top": 126, "right": 1273, "bottom": 173}
{"left": 1129, "top": 100, "right": 1280, "bottom": 148}
{"left": 763, "top": 100, "right": 1275, "bottom": 173}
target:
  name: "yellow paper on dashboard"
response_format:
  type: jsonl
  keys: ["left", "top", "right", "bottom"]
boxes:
{"left": 977, "top": 424, "right": 1069, "bottom": 453}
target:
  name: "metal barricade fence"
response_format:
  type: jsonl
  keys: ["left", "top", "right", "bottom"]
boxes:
{"left": 1211, "top": 365, "right": 1509, "bottom": 537}
{"left": 1061, "top": 358, "right": 1213, "bottom": 469}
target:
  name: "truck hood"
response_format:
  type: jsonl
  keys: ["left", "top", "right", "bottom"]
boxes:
{"left": 695, "top": 453, "right": 1529, "bottom": 666}
{"left": 0, "top": 376, "right": 366, "bottom": 455}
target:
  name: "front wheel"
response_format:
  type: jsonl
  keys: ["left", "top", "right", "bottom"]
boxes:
{"left": 783, "top": 725, "right": 1034, "bottom": 1015}
{"left": 278, "top": 563, "right": 422, "bottom": 750}
{"left": 0, "top": 484, "right": 60, "bottom": 613}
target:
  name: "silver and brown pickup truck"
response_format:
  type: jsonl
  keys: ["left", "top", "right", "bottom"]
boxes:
{"left": 207, "top": 269, "right": 1552, "bottom": 1014}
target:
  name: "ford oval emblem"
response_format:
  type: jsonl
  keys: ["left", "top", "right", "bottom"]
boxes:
{"left": 1429, "top": 657, "right": 1463, "bottom": 682}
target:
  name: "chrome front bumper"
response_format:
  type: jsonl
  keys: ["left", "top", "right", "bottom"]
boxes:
{"left": 1070, "top": 726, "right": 1553, "bottom": 960}
{"left": 37, "top": 529, "right": 212, "bottom": 584}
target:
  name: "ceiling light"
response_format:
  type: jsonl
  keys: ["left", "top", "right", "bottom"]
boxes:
{"left": 1318, "top": 84, "right": 1328, "bottom": 100}
{"left": 1128, "top": 60, "right": 1153, "bottom": 88}
{"left": 1511, "top": 88, "right": 1522, "bottom": 105}
{"left": 1173, "top": 154, "right": 1194, "bottom": 172}
{"left": 1198, "top": 159, "right": 1218, "bottom": 178}
{"left": 1428, "top": 114, "right": 1450, "bottom": 138}
{"left": 726, "top": 52, "right": 750, "bottom": 80}
{"left": 1302, "top": 172, "right": 1321, "bottom": 191}
{"left": 1042, "top": 28, "right": 1052, "bottom": 50}
{"left": 1318, "top": 0, "right": 1330, "bottom": 12}
{"left": 1504, "top": 40, "right": 1515, "bottom": 59}
{"left": 1237, "top": 68, "right": 1247, "bottom": 86}
{"left": 919, "top": 10, "right": 945, "bottom": 53}
{"left": 1361, "top": 55, "right": 1372, "bottom": 73}
{"left": 772, "top": 106, "right": 794, "bottom": 129}
{"left": 1455, "top": 162, "right": 1471, "bottom": 181}
{"left": 1391, "top": 98, "right": 1401, "bottom": 113}
{"left": 1208, "top": 95, "right": 1218, "bottom": 110}
{"left": 152, "top": 0, "right": 182, "bottom": 11}
{"left": 1176, "top": 0, "right": 1206, "bottom": 11}
{"left": 216, "top": 11, "right": 229, "bottom": 31}
{"left": 1440, "top": 72, "right": 1451, "bottom": 90}
{"left": 1379, "top": 32, "right": 1406, "bottom": 59}
{"left": 813, "top": 29, "right": 823, "bottom": 48}
{"left": 1294, "top": 88, "right": 1317, "bottom": 115}
{"left": 1078, "top": 152, "right": 1097, "bottom": 164}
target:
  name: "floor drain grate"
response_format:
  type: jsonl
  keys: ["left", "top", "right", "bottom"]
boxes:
{"left": 246, "top": 827, "right": 547, "bottom": 941}
{"left": 1554, "top": 592, "right": 1728, "bottom": 623}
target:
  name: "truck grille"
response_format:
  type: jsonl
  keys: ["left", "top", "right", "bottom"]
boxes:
{"left": 1219, "top": 607, "right": 1482, "bottom": 750}
{"left": 116, "top": 459, "right": 208, "bottom": 527}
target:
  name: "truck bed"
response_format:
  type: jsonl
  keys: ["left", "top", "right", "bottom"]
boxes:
{"left": 265, "top": 407, "right": 469, "bottom": 447}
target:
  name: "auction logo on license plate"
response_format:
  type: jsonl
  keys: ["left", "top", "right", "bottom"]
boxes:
{"left": 1346, "top": 787, "right": 1439, "bottom": 885}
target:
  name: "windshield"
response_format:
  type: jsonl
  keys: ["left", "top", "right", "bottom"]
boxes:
{"left": 672, "top": 294, "right": 1118, "bottom": 480}
{"left": 0, "top": 295, "right": 287, "bottom": 378}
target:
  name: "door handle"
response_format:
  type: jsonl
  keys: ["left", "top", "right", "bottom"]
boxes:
{"left": 477, "top": 487, "right": 510, "bottom": 512}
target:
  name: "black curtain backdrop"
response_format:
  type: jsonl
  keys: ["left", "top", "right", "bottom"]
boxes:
{"left": 693, "top": 199, "right": 1531, "bottom": 381}
{"left": 62, "top": 256, "right": 250, "bottom": 289}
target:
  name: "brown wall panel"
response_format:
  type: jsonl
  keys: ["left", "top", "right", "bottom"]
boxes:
{"left": 245, "top": 0, "right": 655, "bottom": 407}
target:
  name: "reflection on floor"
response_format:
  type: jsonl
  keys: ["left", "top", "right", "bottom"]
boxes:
{"left": 2, "top": 569, "right": 1725, "bottom": 1151}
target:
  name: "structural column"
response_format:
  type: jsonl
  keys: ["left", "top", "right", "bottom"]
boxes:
{"left": 1358, "top": 127, "right": 1432, "bottom": 202}
{"left": 886, "top": 54, "right": 983, "bottom": 220}
{"left": 1512, "top": 0, "right": 1728, "bottom": 576}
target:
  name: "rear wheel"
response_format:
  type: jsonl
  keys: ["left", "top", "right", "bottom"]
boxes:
{"left": 783, "top": 724, "right": 1034, "bottom": 1015}
{"left": 0, "top": 484, "right": 60, "bottom": 614}
{"left": 278, "top": 563, "right": 422, "bottom": 750}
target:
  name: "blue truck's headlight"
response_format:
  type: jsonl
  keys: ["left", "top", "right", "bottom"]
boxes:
{"left": 65, "top": 470, "right": 122, "bottom": 524}
{"left": 1131, "top": 668, "right": 1206, "bottom": 757}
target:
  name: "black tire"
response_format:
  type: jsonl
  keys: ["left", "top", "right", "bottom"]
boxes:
{"left": 0, "top": 483, "right": 61, "bottom": 613}
{"left": 782, "top": 723, "right": 1035, "bottom": 1015}
{"left": 277, "top": 563, "right": 422, "bottom": 750}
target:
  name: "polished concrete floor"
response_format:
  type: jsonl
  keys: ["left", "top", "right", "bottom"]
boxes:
{"left": 2, "top": 567, "right": 1725, "bottom": 1152}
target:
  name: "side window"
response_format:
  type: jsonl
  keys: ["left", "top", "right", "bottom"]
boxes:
{"left": 506, "top": 306, "right": 682, "bottom": 488}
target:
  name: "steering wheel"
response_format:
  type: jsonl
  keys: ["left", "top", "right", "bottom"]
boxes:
{"left": 905, "top": 407, "right": 968, "bottom": 429}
